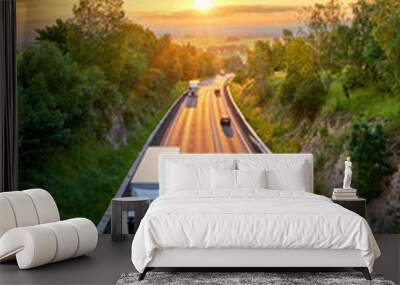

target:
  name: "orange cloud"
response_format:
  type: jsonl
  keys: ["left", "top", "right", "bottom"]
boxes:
{"left": 128, "top": 4, "right": 300, "bottom": 30}
{"left": 133, "top": 5, "right": 298, "bottom": 19}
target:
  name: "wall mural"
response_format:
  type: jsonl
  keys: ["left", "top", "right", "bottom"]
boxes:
{"left": 17, "top": 0, "right": 399, "bottom": 233}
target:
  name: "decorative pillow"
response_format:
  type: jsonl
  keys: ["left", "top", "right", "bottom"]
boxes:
{"left": 211, "top": 168, "right": 236, "bottom": 191}
{"left": 236, "top": 169, "right": 267, "bottom": 189}
{"left": 167, "top": 162, "right": 210, "bottom": 191}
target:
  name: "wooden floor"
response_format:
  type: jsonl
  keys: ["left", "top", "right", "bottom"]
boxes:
{"left": 0, "top": 234, "right": 398, "bottom": 285}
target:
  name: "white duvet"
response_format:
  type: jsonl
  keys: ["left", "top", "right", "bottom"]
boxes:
{"left": 131, "top": 190, "right": 380, "bottom": 273}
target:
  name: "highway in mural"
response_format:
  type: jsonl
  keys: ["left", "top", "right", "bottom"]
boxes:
{"left": 161, "top": 76, "right": 254, "bottom": 153}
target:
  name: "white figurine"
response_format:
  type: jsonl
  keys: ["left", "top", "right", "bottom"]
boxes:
{"left": 343, "top": 156, "right": 352, "bottom": 189}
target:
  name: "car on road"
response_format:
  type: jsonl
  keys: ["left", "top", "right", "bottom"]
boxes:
{"left": 189, "top": 80, "right": 199, "bottom": 96}
{"left": 220, "top": 115, "right": 231, "bottom": 126}
{"left": 214, "top": 89, "right": 221, "bottom": 96}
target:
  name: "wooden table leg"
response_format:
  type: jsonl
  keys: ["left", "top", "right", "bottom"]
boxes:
{"left": 111, "top": 201, "right": 122, "bottom": 241}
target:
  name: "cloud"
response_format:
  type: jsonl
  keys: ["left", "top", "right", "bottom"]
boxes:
{"left": 129, "top": 4, "right": 298, "bottom": 21}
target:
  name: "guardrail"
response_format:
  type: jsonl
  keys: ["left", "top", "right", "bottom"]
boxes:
{"left": 148, "top": 93, "right": 187, "bottom": 146}
{"left": 224, "top": 84, "right": 271, "bottom": 154}
{"left": 97, "top": 91, "right": 188, "bottom": 233}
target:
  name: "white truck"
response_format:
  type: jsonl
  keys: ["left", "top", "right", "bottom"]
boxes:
{"left": 188, "top": 80, "right": 200, "bottom": 97}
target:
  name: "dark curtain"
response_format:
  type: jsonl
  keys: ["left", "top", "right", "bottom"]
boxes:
{"left": 0, "top": 0, "right": 17, "bottom": 192}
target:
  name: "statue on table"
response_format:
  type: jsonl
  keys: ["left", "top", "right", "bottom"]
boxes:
{"left": 343, "top": 157, "right": 352, "bottom": 189}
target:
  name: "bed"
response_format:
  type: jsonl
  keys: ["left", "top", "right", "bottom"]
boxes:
{"left": 131, "top": 154, "right": 380, "bottom": 280}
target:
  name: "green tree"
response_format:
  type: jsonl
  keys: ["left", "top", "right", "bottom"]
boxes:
{"left": 125, "top": 24, "right": 159, "bottom": 63}
{"left": 282, "top": 29, "right": 294, "bottom": 42}
{"left": 347, "top": 0, "right": 386, "bottom": 86}
{"left": 17, "top": 42, "right": 112, "bottom": 165}
{"left": 153, "top": 41, "right": 184, "bottom": 85}
{"left": 36, "top": 19, "right": 70, "bottom": 53}
{"left": 120, "top": 50, "right": 148, "bottom": 92}
{"left": 72, "top": 0, "right": 125, "bottom": 36}
{"left": 279, "top": 37, "right": 328, "bottom": 117}
{"left": 179, "top": 44, "right": 200, "bottom": 80}
{"left": 300, "top": 0, "right": 349, "bottom": 72}
{"left": 293, "top": 77, "right": 327, "bottom": 118}
{"left": 284, "top": 38, "right": 319, "bottom": 79}
{"left": 198, "top": 51, "right": 221, "bottom": 78}
{"left": 271, "top": 39, "right": 286, "bottom": 71}
{"left": 68, "top": 0, "right": 130, "bottom": 86}
{"left": 67, "top": 24, "right": 129, "bottom": 86}
{"left": 83, "top": 66, "right": 122, "bottom": 134}
{"left": 347, "top": 120, "right": 392, "bottom": 200}
{"left": 370, "top": 0, "right": 400, "bottom": 90}
{"left": 248, "top": 41, "right": 275, "bottom": 79}
{"left": 223, "top": 55, "right": 245, "bottom": 73}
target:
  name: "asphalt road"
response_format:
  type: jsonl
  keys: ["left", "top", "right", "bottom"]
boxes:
{"left": 161, "top": 76, "right": 254, "bottom": 153}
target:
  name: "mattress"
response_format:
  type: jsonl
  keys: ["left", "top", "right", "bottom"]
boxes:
{"left": 131, "top": 190, "right": 380, "bottom": 273}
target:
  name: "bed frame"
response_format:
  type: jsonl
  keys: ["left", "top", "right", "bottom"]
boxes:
{"left": 139, "top": 248, "right": 370, "bottom": 280}
{"left": 138, "top": 154, "right": 372, "bottom": 281}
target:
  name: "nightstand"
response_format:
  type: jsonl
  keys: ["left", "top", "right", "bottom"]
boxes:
{"left": 111, "top": 197, "right": 150, "bottom": 242}
{"left": 332, "top": 198, "right": 366, "bottom": 218}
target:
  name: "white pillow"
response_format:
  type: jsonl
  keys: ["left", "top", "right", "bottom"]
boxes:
{"left": 236, "top": 169, "right": 267, "bottom": 189}
{"left": 266, "top": 162, "right": 306, "bottom": 191}
{"left": 166, "top": 159, "right": 236, "bottom": 193}
{"left": 238, "top": 159, "right": 308, "bottom": 191}
{"left": 167, "top": 162, "right": 210, "bottom": 191}
{"left": 211, "top": 168, "right": 236, "bottom": 191}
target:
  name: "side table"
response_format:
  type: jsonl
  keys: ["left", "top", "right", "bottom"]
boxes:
{"left": 332, "top": 198, "right": 367, "bottom": 219}
{"left": 111, "top": 197, "right": 150, "bottom": 242}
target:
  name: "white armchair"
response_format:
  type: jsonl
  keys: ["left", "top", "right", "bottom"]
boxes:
{"left": 0, "top": 189, "right": 98, "bottom": 269}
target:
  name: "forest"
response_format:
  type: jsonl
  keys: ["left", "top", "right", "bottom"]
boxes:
{"left": 230, "top": 0, "right": 400, "bottom": 233}
{"left": 17, "top": 0, "right": 222, "bottom": 223}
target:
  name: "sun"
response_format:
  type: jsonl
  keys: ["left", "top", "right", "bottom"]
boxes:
{"left": 195, "top": 0, "right": 213, "bottom": 11}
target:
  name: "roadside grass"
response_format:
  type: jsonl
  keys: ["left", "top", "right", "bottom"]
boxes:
{"left": 43, "top": 127, "right": 151, "bottom": 223}
{"left": 25, "top": 82, "right": 187, "bottom": 223}
{"left": 232, "top": 75, "right": 400, "bottom": 156}
{"left": 323, "top": 81, "right": 400, "bottom": 132}
{"left": 230, "top": 80, "right": 301, "bottom": 153}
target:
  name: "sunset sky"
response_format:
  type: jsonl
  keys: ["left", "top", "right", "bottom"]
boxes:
{"left": 17, "top": 0, "right": 354, "bottom": 42}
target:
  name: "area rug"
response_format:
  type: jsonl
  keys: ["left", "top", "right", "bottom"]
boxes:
{"left": 116, "top": 272, "right": 395, "bottom": 285}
